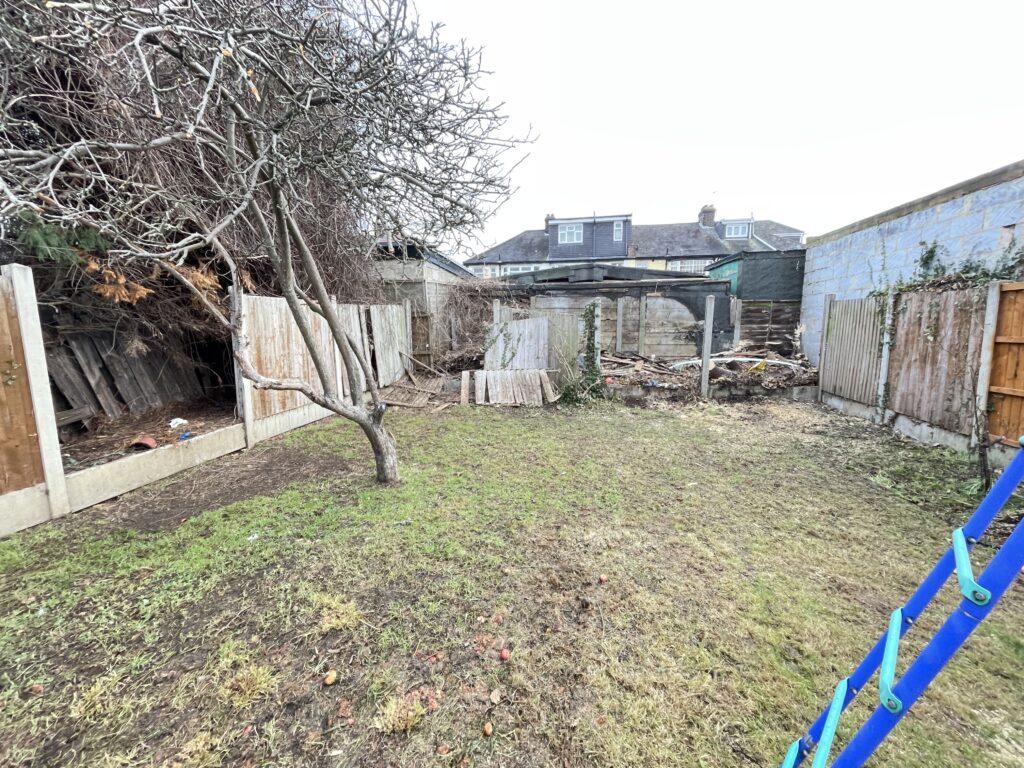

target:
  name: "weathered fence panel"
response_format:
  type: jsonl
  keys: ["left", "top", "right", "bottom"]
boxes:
{"left": 0, "top": 271, "right": 44, "bottom": 494}
{"left": 887, "top": 288, "right": 987, "bottom": 435}
{"left": 820, "top": 296, "right": 884, "bottom": 405}
{"left": 369, "top": 303, "right": 409, "bottom": 387}
{"left": 245, "top": 295, "right": 338, "bottom": 419}
{"left": 485, "top": 317, "right": 549, "bottom": 370}
{"left": 738, "top": 299, "right": 801, "bottom": 354}
{"left": 988, "top": 283, "right": 1024, "bottom": 445}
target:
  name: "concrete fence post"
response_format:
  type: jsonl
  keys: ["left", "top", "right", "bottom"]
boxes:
{"left": 701, "top": 294, "right": 715, "bottom": 398}
{"left": 973, "top": 282, "right": 1002, "bottom": 447}
{"left": 615, "top": 297, "right": 625, "bottom": 354}
{"left": 3, "top": 263, "right": 70, "bottom": 518}
{"left": 817, "top": 293, "right": 836, "bottom": 403}
{"left": 732, "top": 298, "right": 743, "bottom": 348}
{"left": 875, "top": 291, "right": 896, "bottom": 420}
{"left": 637, "top": 294, "right": 647, "bottom": 356}
{"left": 229, "top": 288, "right": 256, "bottom": 448}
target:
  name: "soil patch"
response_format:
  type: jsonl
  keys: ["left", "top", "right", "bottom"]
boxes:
{"left": 94, "top": 441, "right": 357, "bottom": 531}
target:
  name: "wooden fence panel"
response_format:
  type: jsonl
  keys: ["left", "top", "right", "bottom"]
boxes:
{"left": 0, "top": 272, "right": 44, "bottom": 494}
{"left": 485, "top": 317, "right": 549, "bottom": 370}
{"left": 820, "top": 296, "right": 884, "bottom": 405}
{"left": 739, "top": 299, "right": 801, "bottom": 354}
{"left": 369, "top": 303, "right": 409, "bottom": 387}
{"left": 246, "top": 295, "right": 337, "bottom": 419}
{"left": 989, "top": 283, "right": 1024, "bottom": 445}
{"left": 888, "top": 288, "right": 986, "bottom": 435}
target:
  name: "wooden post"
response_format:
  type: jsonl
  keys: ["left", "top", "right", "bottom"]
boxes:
{"left": 732, "top": 298, "right": 743, "bottom": 348}
{"left": 973, "top": 282, "right": 1002, "bottom": 446}
{"left": 460, "top": 370, "right": 470, "bottom": 405}
{"left": 700, "top": 294, "right": 715, "bottom": 399}
{"left": 637, "top": 294, "right": 647, "bottom": 356}
{"left": 403, "top": 299, "right": 414, "bottom": 378}
{"left": 4, "top": 264, "right": 70, "bottom": 518}
{"left": 229, "top": 288, "right": 257, "bottom": 446}
{"left": 817, "top": 293, "right": 836, "bottom": 403}
{"left": 875, "top": 291, "right": 896, "bottom": 419}
{"left": 615, "top": 297, "right": 625, "bottom": 354}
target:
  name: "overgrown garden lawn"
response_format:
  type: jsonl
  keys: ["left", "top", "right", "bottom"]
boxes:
{"left": 2, "top": 401, "right": 1023, "bottom": 767}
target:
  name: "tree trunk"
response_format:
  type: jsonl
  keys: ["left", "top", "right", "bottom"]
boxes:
{"left": 361, "top": 418, "right": 399, "bottom": 483}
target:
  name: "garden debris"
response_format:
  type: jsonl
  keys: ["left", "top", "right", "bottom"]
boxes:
{"left": 600, "top": 350, "right": 817, "bottom": 392}
{"left": 323, "top": 670, "right": 338, "bottom": 686}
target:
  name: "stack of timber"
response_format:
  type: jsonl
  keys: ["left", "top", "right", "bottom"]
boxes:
{"left": 470, "top": 369, "right": 558, "bottom": 406}
{"left": 378, "top": 375, "right": 444, "bottom": 408}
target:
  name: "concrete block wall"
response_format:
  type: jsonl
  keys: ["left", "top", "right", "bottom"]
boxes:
{"left": 801, "top": 163, "right": 1024, "bottom": 363}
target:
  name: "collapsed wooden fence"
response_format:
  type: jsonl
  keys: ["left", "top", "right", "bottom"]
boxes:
{"left": 0, "top": 263, "right": 410, "bottom": 538}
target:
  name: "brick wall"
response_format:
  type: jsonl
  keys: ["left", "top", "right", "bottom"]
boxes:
{"left": 801, "top": 165, "right": 1024, "bottom": 363}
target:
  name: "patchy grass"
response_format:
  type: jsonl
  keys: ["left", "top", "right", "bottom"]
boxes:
{"left": 1, "top": 401, "right": 1023, "bottom": 767}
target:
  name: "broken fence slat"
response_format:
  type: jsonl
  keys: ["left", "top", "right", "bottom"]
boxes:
{"left": 539, "top": 370, "right": 558, "bottom": 403}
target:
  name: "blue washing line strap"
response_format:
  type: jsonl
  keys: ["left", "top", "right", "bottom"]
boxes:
{"left": 879, "top": 609, "right": 905, "bottom": 714}
{"left": 952, "top": 527, "right": 992, "bottom": 606}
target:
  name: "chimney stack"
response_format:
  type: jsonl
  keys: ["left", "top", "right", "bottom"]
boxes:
{"left": 544, "top": 213, "right": 555, "bottom": 229}
{"left": 698, "top": 204, "right": 716, "bottom": 227}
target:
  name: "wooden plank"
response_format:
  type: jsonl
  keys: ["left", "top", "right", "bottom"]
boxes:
{"left": 990, "top": 385, "right": 1024, "bottom": 398}
{"left": 474, "top": 370, "right": 486, "bottom": 404}
{"left": 1000, "top": 282, "right": 1024, "bottom": 291}
{"left": 93, "top": 335, "right": 150, "bottom": 413}
{"left": 66, "top": 334, "right": 122, "bottom": 417}
{"left": 539, "top": 370, "right": 558, "bottom": 403}
{"left": 460, "top": 370, "right": 470, "bottom": 405}
{"left": 46, "top": 343, "right": 100, "bottom": 417}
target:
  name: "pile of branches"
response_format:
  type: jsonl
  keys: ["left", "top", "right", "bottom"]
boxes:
{"left": 0, "top": 0, "right": 517, "bottom": 343}
{"left": 436, "top": 278, "right": 513, "bottom": 369}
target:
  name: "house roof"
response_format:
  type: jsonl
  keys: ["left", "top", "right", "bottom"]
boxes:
{"left": 376, "top": 241, "right": 474, "bottom": 278}
{"left": 466, "top": 219, "right": 804, "bottom": 265}
{"left": 632, "top": 220, "right": 804, "bottom": 259}
{"left": 464, "top": 229, "right": 547, "bottom": 265}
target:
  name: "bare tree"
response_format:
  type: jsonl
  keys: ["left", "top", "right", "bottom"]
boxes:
{"left": 0, "top": 0, "right": 521, "bottom": 482}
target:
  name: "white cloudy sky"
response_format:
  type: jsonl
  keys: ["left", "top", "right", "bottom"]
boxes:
{"left": 412, "top": 0, "right": 1024, "bottom": 259}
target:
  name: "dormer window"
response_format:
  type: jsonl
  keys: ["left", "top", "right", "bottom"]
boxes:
{"left": 558, "top": 223, "right": 583, "bottom": 244}
{"left": 724, "top": 222, "right": 749, "bottom": 239}
{"left": 613, "top": 220, "right": 623, "bottom": 242}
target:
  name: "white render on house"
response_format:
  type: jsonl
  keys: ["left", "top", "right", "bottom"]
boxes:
{"left": 801, "top": 161, "right": 1024, "bottom": 364}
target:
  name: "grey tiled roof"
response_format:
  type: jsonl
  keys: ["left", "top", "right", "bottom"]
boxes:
{"left": 466, "top": 219, "right": 804, "bottom": 265}
{"left": 464, "top": 230, "right": 548, "bottom": 265}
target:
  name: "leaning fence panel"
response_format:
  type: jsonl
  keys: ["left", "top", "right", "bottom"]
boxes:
{"left": 820, "top": 297, "right": 884, "bottom": 406}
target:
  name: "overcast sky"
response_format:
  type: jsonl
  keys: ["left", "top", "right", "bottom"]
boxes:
{"left": 412, "top": 0, "right": 1024, "bottom": 260}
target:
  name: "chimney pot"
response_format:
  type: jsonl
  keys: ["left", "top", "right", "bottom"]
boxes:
{"left": 699, "top": 204, "right": 716, "bottom": 227}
